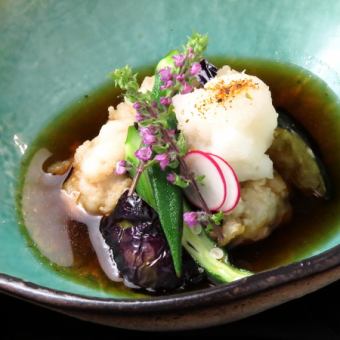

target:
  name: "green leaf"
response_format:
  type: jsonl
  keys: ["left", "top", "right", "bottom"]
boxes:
{"left": 168, "top": 159, "right": 179, "bottom": 169}
{"left": 195, "top": 175, "right": 205, "bottom": 185}
{"left": 151, "top": 74, "right": 163, "bottom": 101}
{"left": 177, "top": 132, "right": 188, "bottom": 156}
{"left": 205, "top": 224, "right": 214, "bottom": 233}
{"left": 160, "top": 110, "right": 178, "bottom": 129}
{"left": 155, "top": 49, "right": 178, "bottom": 72}
{"left": 112, "top": 65, "right": 139, "bottom": 92}
{"left": 138, "top": 118, "right": 155, "bottom": 127}
{"left": 210, "top": 211, "right": 224, "bottom": 225}
{"left": 149, "top": 165, "right": 183, "bottom": 276}
{"left": 173, "top": 174, "right": 190, "bottom": 189}
{"left": 152, "top": 143, "right": 170, "bottom": 154}
{"left": 185, "top": 33, "right": 208, "bottom": 57}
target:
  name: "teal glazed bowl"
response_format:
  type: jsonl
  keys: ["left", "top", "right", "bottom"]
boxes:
{"left": 1, "top": 0, "right": 340, "bottom": 330}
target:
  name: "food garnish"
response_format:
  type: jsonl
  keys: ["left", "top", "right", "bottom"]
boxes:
{"left": 112, "top": 33, "right": 243, "bottom": 278}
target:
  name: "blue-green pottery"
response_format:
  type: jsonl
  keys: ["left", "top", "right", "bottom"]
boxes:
{"left": 1, "top": 0, "right": 340, "bottom": 330}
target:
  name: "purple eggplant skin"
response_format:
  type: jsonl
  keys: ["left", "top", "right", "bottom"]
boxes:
{"left": 100, "top": 191, "right": 205, "bottom": 292}
{"left": 196, "top": 59, "right": 218, "bottom": 85}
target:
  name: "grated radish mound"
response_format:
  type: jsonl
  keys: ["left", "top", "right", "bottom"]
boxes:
{"left": 173, "top": 65, "right": 278, "bottom": 182}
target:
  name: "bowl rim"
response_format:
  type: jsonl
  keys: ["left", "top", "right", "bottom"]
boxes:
{"left": 1, "top": 243, "right": 340, "bottom": 313}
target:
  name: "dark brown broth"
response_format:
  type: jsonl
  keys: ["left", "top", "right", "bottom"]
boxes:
{"left": 19, "top": 59, "right": 340, "bottom": 293}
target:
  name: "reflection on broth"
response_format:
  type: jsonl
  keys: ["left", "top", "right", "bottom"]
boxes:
{"left": 22, "top": 149, "right": 74, "bottom": 267}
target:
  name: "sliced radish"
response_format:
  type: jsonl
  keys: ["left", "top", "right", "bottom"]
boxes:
{"left": 207, "top": 153, "right": 241, "bottom": 212}
{"left": 183, "top": 150, "right": 226, "bottom": 211}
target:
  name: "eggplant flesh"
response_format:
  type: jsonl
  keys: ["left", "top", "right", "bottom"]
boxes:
{"left": 268, "top": 110, "right": 330, "bottom": 199}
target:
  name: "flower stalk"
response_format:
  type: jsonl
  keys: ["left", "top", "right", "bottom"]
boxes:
{"left": 128, "top": 160, "right": 145, "bottom": 196}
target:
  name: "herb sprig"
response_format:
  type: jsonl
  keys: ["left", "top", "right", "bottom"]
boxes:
{"left": 112, "top": 33, "right": 224, "bottom": 240}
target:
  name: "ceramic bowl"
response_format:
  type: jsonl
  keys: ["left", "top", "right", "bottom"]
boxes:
{"left": 1, "top": 0, "right": 340, "bottom": 331}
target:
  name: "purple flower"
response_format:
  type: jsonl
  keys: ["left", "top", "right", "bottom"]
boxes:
{"left": 159, "top": 67, "right": 172, "bottom": 82}
{"left": 160, "top": 96, "right": 172, "bottom": 106}
{"left": 160, "top": 80, "right": 173, "bottom": 90}
{"left": 135, "top": 146, "right": 152, "bottom": 161}
{"left": 166, "top": 172, "right": 176, "bottom": 183}
{"left": 140, "top": 126, "right": 157, "bottom": 135}
{"left": 115, "top": 160, "right": 127, "bottom": 175}
{"left": 172, "top": 54, "right": 186, "bottom": 67}
{"left": 183, "top": 212, "right": 199, "bottom": 227}
{"left": 143, "top": 133, "right": 156, "bottom": 145}
{"left": 181, "top": 82, "right": 193, "bottom": 94}
{"left": 188, "top": 47, "right": 195, "bottom": 59}
{"left": 140, "top": 127, "right": 156, "bottom": 145}
{"left": 155, "top": 153, "right": 170, "bottom": 170}
{"left": 167, "top": 129, "right": 176, "bottom": 137}
{"left": 133, "top": 102, "right": 141, "bottom": 110}
{"left": 176, "top": 73, "right": 185, "bottom": 83}
{"left": 135, "top": 111, "right": 144, "bottom": 122}
{"left": 190, "top": 62, "right": 202, "bottom": 76}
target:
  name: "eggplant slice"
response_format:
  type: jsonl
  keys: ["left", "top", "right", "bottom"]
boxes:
{"left": 99, "top": 191, "right": 204, "bottom": 291}
{"left": 268, "top": 109, "right": 330, "bottom": 199}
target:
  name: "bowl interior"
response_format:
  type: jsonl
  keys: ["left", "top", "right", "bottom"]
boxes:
{"left": 1, "top": 0, "right": 340, "bottom": 299}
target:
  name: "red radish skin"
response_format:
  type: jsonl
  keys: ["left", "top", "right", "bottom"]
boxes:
{"left": 183, "top": 150, "right": 227, "bottom": 211}
{"left": 207, "top": 153, "right": 241, "bottom": 212}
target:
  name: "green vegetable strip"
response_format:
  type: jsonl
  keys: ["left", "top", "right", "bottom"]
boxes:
{"left": 182, "top": 227, "right": 251, "bottom": 282}
{"left": 149, "top": 166, "right": 183, "bottom": 276}
{"left": 182, "top": 205, "right": 251, "bottom": 283}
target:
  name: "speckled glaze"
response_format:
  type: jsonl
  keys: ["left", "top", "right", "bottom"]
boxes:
{"left": 1, "top": 0, "right": 340, "bottom": 330}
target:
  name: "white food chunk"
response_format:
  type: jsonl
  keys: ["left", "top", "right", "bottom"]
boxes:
{"left": 139, "top": 76, "right": 155, "bottom": 93}
{"left": 64, "top": 76, "right": 155, "bottom": 215}
{"left": 173, "top": 65, "right": 278, "bottom": 181}
{"left": 216, "top": 173, "right": 291, "bottom": 246}
{"left": 64, "top": 102, "right": 135, "bottom": 215}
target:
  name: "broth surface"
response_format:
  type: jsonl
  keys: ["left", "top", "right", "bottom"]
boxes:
{"left": 18, "top": 59, "right": 340, "bottom": 294}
